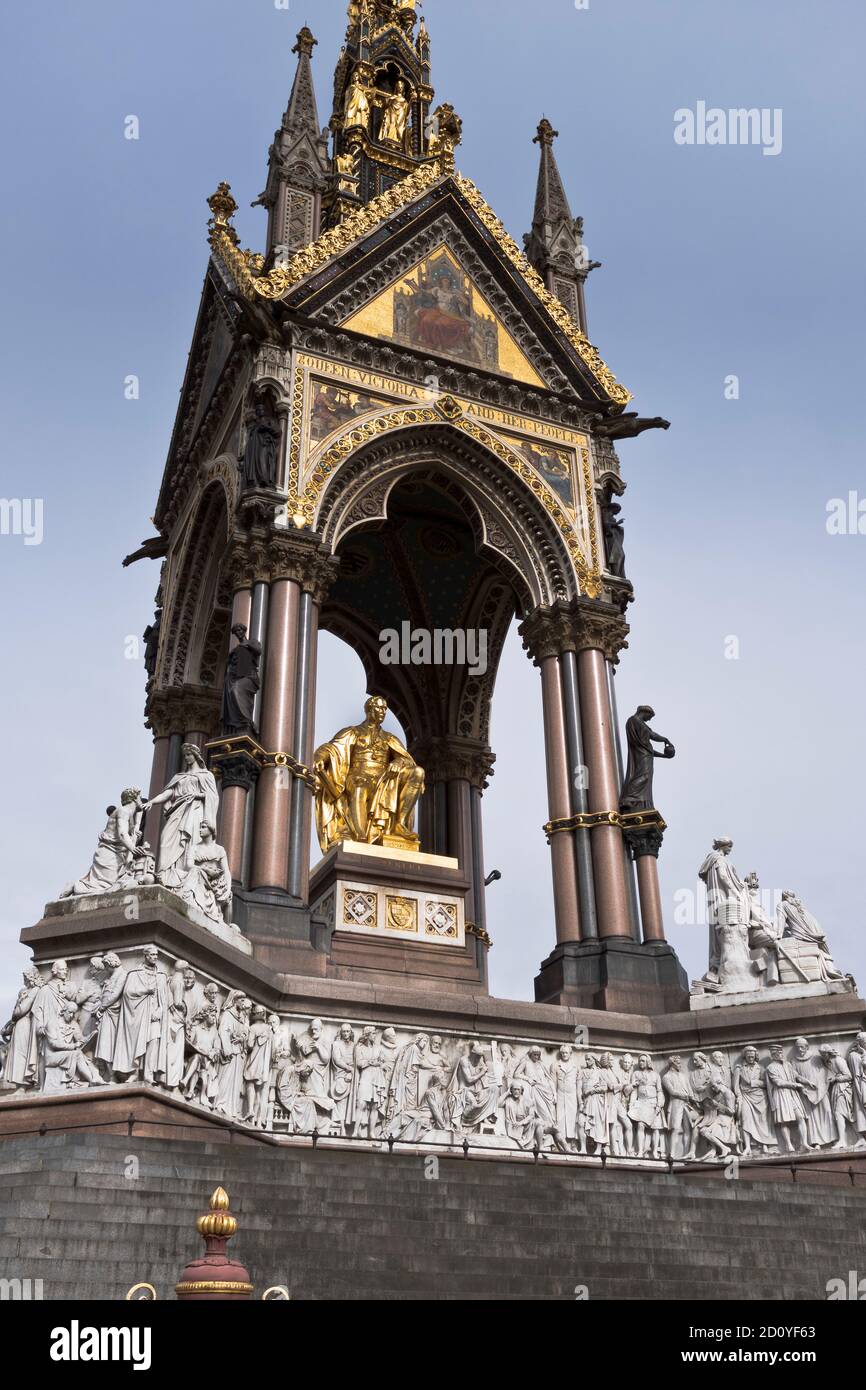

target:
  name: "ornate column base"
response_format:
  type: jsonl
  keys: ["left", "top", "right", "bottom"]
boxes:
{"left": 534, "top": 938, "right": 689, "bottom": 1013}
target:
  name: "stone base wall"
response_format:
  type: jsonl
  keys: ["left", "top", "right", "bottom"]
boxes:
{"left": 0, "top": 1133, "right": 864, "bottom": 1301}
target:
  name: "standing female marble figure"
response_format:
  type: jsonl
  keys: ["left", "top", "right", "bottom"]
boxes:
{"left": 732, "top": 1046, "right": 776, "bottom": 1156}
{"left": 144, "top": 745, "right": 219, "bottom": 884}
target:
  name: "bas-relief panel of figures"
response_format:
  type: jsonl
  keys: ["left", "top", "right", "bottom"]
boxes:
{"left": 3, "top": 948, "right": 866, "bottom": 1162}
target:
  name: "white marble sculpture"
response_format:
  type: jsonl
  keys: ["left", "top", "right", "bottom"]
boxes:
{"left": 59, "top": 790, "right": 154, "bottom": 899}
{"left": 6, "top": 946, "right": 866, "bottom": 1161}
{"left": 694, "top": 840, "right": 853, "bottom": 1002}
{"left": 776, "top": 891, "right": 846, "bottom": 983}
{"left": 55, "top": 751, "right": 237, "bottom": 938}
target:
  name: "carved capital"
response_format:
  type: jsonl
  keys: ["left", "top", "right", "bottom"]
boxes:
{"left": 520, "top": 597, "right": 630, "bottom": 666}
{"left": 146, "top": 685, "right": 222, "bottom": 739}
{"left": 267, "top": 532, "right": 340, "bottom": 603}
{"left": 624, "top": 826, "right": 665, "bottom": 861}
{"left": 622, "top": 810, "right": 667, "bottom": 861}
{"left": 410, "top": 736, "right": 496, "bottom": 791}
{"left": 211, "top": 749, "right": 262, "bottom": 794}
{"left": 226, "top": 506, "right": 339, "bottom": 602}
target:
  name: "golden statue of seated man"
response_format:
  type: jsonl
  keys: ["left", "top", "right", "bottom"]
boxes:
{"left": 313, "top": 696, "right": 425, "bottom": 853}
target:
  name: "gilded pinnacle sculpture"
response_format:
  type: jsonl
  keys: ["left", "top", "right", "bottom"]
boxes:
{"left": 313, "top": 696, "right": 426, "bottom": 853}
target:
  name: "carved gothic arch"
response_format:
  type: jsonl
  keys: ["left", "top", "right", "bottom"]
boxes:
{"left": 160, "top": 480, "right": 232, "bottom": 690}
{"left": 314, "top": 417, "right": 585, "bottom": 611}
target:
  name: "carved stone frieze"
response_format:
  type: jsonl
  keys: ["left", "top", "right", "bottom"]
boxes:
{"left": 5, "top": 943, "right": 865, "bottom": 1162}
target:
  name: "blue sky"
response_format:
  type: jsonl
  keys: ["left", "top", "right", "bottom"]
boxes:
{"left": 1, "top": 0, "right": 864, "bottom": 1017}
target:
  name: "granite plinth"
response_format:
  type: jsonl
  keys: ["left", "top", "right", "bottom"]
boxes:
{"left": 691, "top": 979, "right": 855, "bottom": 1011}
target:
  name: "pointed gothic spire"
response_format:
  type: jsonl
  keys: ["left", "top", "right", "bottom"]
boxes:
{"left": 524, "top": 119, "right": 598, "bottom": 334}
{"left": 255, "top": 28, "right": 330, "bottom": 263}
{"left": 283, "top": 26, "right": 321, "bottom": 139}
{"left": 531, "top": 119, "right": 574, "bottom": 234}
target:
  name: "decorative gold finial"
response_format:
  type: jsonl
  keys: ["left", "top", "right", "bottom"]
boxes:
{"left": 207, "top": 182, "right": 238, "bottom": 227}
{"left": 207, "top": 183, "right": 240, "bottom": 251}
{"left": 196, "top": 1185, "right": 239, "bottom": 1240}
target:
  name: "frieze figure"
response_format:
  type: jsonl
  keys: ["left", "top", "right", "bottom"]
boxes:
{"left": 848, "top": 1033, "right": 866, "bottom": 1147}
{"left": 699, "top": 1082, "right": 738, "bottom": 1160}
{"left": 765, "top": 1043, "right": 810, "bottom": 1153}
{"left": 164, "top": 959, "right": 189, "bottom": 1097}
{"left": 74, "top": 956, "right": 108, "bottom": 1037}
{"left": 244, "top": 1005, "right": 275, "bottom": 1127}
{"left": 817, "top": 1045, "right": 855, "bottom": 1152}
{"left": 330, "top": 1024, "right": 357, "bottom": 1130}
{"left": 94, "top": 953, "right": 126, "bottom": 1078}
{"left": 581, "top": 1054, "right": 612, "bottom": 1152}
{"left": 732, "top": 1046, "right": 776, "bottom": 1157}
{"left": 449, "top": 1042, "right": 500, "bottom": 1132}
{"left": 42, "top": 1002, "right": 105, "bottom": 1094}
{"left": 182, "top": 1005, "right": 220, "bottom": 1107}
{"left": 0, "top": 966, "right": 43, "bottom": 1091}
{"left": 111, "top": 946, "right": 168, "bottom": 1085}
{"left": 213, "top": 992, "right": 252, "bottom": 1120}
{"left": 350, "top": 1025, "right": 386, "bottom": 1138}
{"left": 552, "top": 1044, "right": 581, "bottom": 1151}
{"left": 662, "top": 1055, "right": 696, "bottom": 1160}
{"left": 628, "top": 1054, "right": 666, "bottom": 1159}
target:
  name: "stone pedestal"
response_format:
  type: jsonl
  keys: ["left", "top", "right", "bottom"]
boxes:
{"left": 534, "top": 937, "right": 690, "bottom": 1013}
{"left": 309, "top": 841, "right": 487, "bottom": 993}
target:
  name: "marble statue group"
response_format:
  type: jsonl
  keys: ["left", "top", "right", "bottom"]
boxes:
{"left": 3, "top": 948, "right": 865, "bottom": 1159}
{"left": 59, "top": 745, "right": 233, "bottom": 930}
{"left": 695, "top": 838, "right": 850, "bottom": 997}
